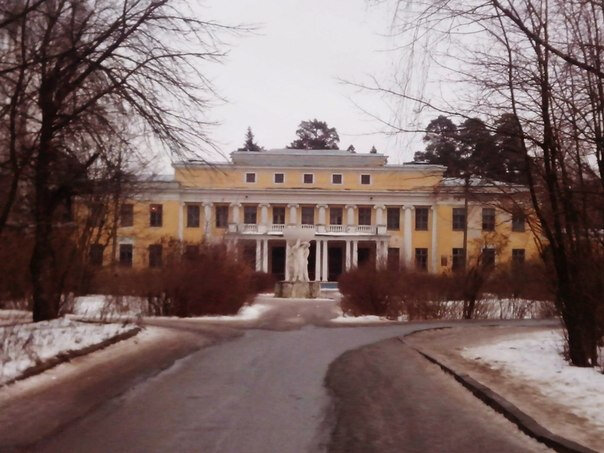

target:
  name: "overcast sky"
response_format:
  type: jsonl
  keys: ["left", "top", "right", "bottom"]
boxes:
{"left": 198, "top": 0, "right": 426, "bottom": 165}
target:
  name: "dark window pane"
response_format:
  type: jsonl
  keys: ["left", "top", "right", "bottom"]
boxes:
{"left": 387, "top": 207, "right": 400, "bottom": 230}
{"left": 415, "top": 207, "right": 429, "bottom": 231}
{"left": 332, "top": 174, "right": 342, "bottom": 184}
{"left": 273, "top": 206, "right": 286, "bottom": 224}
{"left": 358, "top": 207, "right": 371, "bottom": 226}
{"left": 415, "top": 248, "right": 428, "bottom": 270}
{"left": 245, "top": 173, "right": 256, "bottom": 183}
{"left": 119, "top": 244, "right": 133, "bottom": 267}
{"left": 274, "top": 173, "right": 284, "bottom": 183}
{"left": 482, "top": 248, "right": 495, "bottom": 267}
{"left": 512, "top": 248, "right": 525, "bottom": 265}
{"left": 149, "top": 244, "right": 162, "bottom": 268}
{"left": 387, "top": 248, "right": 400, "bottom": 271}
{"left": 452, "top": 248, "right": 465, "bottom": 271}
{"left": 301, "top": 207, "right": 314, "bottom": 225}
{"left": 184, "top": 245, "right": 199, "bottom": 259}
{"left": 303, "top": 174, "right": 314, "bottom": 184}
{"left": 361, "top": 174, "right": 371, "bottom": 185}
{"left": 215, "top": 206, "right": 228, "bottom": 228}
{"left": 512, "top": 211, "right": 526, "bottom": 232}
{"left": 482, "top": 208, "right": 495, "bottom": 231}
{"left": 150, "top": 204, "right": 163, "bottom": 227}
{"left": 452, "top": 208, "right": 466, "bottom": 231}
{"left": 330, "top": 207, "right": 343, "bottom": 225}
{"left": 120, "top": 204, "right": 133, "bottom": 227}
{"left": 187, "top": 204, "right": 200, "bottom": 228}
{"left": 89, "top": 244, "right": 104, "bottom": 266}
{"left": 244, "top": 206, "right": 257, "bottom": 224}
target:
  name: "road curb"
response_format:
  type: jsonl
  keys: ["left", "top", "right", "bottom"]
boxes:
{"left": 403, "top": 339, "right": 597, "bottom": 453}
{"left": 2, "top": 326, "right": 141, "bottom": 387}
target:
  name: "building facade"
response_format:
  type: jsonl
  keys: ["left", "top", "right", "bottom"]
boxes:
{"left": 106, "top": 149, "right": 539, "bottom": 281}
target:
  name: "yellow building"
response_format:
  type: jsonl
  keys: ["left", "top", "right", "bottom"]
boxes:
{"left": 106, "top": 149, "right": 539, "bottom": 281}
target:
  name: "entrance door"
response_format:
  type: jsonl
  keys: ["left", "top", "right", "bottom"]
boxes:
{"left": 271, "top": 246, "right": 285, "bottom": 281}
{"left": 328, "top": 245, "right": 343, "bottom": 281}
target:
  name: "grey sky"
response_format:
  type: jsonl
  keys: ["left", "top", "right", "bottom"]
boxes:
{"left": 200, "top": 0, "right": 425, "bottom": 164}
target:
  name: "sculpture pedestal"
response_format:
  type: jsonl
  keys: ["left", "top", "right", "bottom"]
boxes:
{"left": 274, "top": 281, "right": 321, "bottom": 299}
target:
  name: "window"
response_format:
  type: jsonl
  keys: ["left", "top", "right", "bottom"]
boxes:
{"left": 452, "top": 248, "right": 465, "bottom": 271}
{"left": 148, "top": 244, "right": 162, "bottom": 268}
{"left": 387, "top": 248, "right": 400, "bottom": 271}
{"left": 361, "top": 174, "right": 371, "bottom": 185}
{"left": 387, "top": 207, "right": 400, "bottom": 230}
{"left": 244, "top": 206, "right": 257, "bottom": 224}
{"left": 245, "top": 172, "right": 256, "bottom": 183}
{"left": 332, "top": 174, "right": 342, "bottom": 184}
{"left": 215, "top": 205, "right": 228, "bottom": 228}
{"left": 330, "top": 207, "right": 343, "bottom": 225}
{"left": 301, "top": 207, "right": 315, "bottom": 225}
{"left": 89, "top": 244, "right": 104, "bottom": 266}
{"left": 90, "top": 203, "right": 105, "bottom": 227}
{"left": 187, "top": 204, "right": 200, "bottom": 228}
{"left": 512, "top": 248, "right": 525, "bottom": 265}
{"left": 272, "top": 206, "right": 285, "bottom": 224}
{"left": 482, "top": 248, "right": 495, "bottom": 268}
{"left": 358, "top": 207, "right": 371, "bottom": 226}
{"left": 415, "top": 248, "right": 428, "bottom": 271}
{"left": 482, "top": 208, "right": 496, "bottom": 231}
{"left": 512, "top": 211, "right": 526, "bottom": 232}
{"left": 150, "top": 204, "right": 163, "bottom": 227}
{"left": 415, "top": 207, "right": 429, "bottom": 231}
{"left": 119, "top": 244, "right": 133, "bottom": 267}
{"left": 274, "top": 173, "right": 284, "bottom": 184}
{"left": 120, "top": 204, "right": 133, "bottom": 227}
{"left": 452, "top": 207, "right": 466, "bottom": 231}
{"left": 303, "top": 173, "right": 314, "bottom": 184}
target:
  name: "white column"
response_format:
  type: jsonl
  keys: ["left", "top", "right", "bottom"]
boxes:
{"left": 352, "top": 240, "right": 358, "bottom": 267}
{"left": 345, "top": 240, "right": 351, "bottom": 270}
{"left": 262, "top": 239, "right": 269, "bottom": 273}
{"left": 403, "top": 205, "right": 413, "bottom": 267}
{"left": 285, "top": 240, "right": 291, "bottom": 281}
{"left": 345, "top": 205, "right": 356, "bottom": 232}
{"left": 317, "top": 204, "right": 327, "bottom": 233}
{"left": 230, "top": 202, "right": 241, "bottom": 233}
{"left": 431, "top": 205, "right": 438, "bottom": 272}
{"left": 255, "top": 239, "right": 262, "bottom": 271}
{"left": 203, "top": 202, "right": 213, "bottom": 239}
{"left": 315, "top": 240, "right": 322, "bottom": 281}
{"left": 259, "top": 203, "right": 269, "bottom": 234}
{"left": 287, "top": 203, "right": 299, "bottom": 225}
{"left": 177, "top": 201, "right": 184, "bottom": 241}
{"left": 322, "top": 240, "right": 329, "bottom": 281}
{"left": 374, "top": 204, "right": 386, "bottom": 234}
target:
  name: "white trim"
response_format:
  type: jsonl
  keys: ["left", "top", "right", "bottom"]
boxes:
{"left": 331, "top": 173, "right": 343, "bottom": 185}
{"left": 360, "top": 173, "right": 372, "bottom": 185}
{"left": 273, "top": 172, "right": 285, "bottom": 184}
{"left": 244, "top": 172, "right": 257, "bottom": 184}
{"left": 302, "top": 173, "right": 314, "bottom": 184}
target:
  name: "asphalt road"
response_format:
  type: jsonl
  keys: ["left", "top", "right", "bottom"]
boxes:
{"left": 31, "top": 299, "right": 550, "bottom": 453}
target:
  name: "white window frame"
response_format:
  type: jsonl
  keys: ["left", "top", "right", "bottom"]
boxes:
{"left": 302, "top": 173, "right": 314, "bottom": 184}
{"left": 244, "top": 172, "right": 257, "bottom": 184}
{"left": 273, "top": 172, "right": 285, "bottom": 184}
{"left": 360, "top": 174, "right": 372, "bottom": 185}
{"left": 331, "top": 173, "right": 343, "bottom": 185}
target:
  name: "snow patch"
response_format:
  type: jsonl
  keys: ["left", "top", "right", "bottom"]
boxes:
{"left": 462, "top": 330, "right": 604, "bottom": 429}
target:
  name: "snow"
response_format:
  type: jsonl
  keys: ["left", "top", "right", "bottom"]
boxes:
{"left": 462, "top": 330, "right": 604, "bottom": 430}
{"left": 0, "top": 318, "right": 136, "bottom": 385}
{"left": 73, "top": 295, "right": 146, "bottom": 320}
{"left": 160, "top": 302, "right": 273, "bottom": 322}
{"left": 331, "top": 313, "right": 408, "bottom": 323}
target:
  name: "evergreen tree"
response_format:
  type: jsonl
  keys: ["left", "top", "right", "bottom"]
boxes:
{"left": 370, "top": 145, "right": 378, "bottom": 154}
{"left": 287, "top": 119, "right": 339, "bottom": 150}
{"left": 347, "top": 144, "right": 356, "bottom": 153}
{"left": 238, "top": 127, "right": 263, "bottom": 152}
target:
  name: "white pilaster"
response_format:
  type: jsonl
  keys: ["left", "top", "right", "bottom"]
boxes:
{"left": 259, "top": 203, "right": 270, "bottom": 233}
{"left": 255, "top": 239, "right": 262, "bottom": 271}
{"left": 229, "top": 202, "right": 241, "bottom": 233}
{"left": 345, "top": 205, "right": 356, "bottom": 232}
{"left": 203, "top": 202, "right": 213, "bottom": 239}
{"left": 403, "top": 205, "right": 414, "bottom": 267}
{"left": 262, "top": 239, "right": 269, "bottom": 273}
{"left": 285, "top": 240, "right": 291, "bottom": 281}
{"left": 431, "top": 205, "right": 438, "bottom": 272}
{"left": 177, "top": 202, "right": 184, "bottom": 241}
{"left": 374, "top": 204, "right": 386, "bottom": 235}
{"left": 315, "top": 240, "right": 322, "bottom": 282}
{"left": 322, "top": 240, "right": 329, "bottom": 281}
{"left": 317, "top": 204, "right": 327, "bottom": 233}
{"left": 287, "top": 203, "right": 299, "bottom": 225}
{"left": 345, "top": 240, "right": 351, "bottom": 270}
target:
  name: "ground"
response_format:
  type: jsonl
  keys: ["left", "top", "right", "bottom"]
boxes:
{"left": 0, "top": 296, "right": 595, "bottom": 452}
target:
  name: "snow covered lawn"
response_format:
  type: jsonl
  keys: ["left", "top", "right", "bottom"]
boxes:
{"left": 0, "top": 318, "right": 138, "bottom": 385}
{"left": 462, "top": 330, "right": 604, "bottom": 431}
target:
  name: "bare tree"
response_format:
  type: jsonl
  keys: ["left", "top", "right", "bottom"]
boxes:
{"left": 0, "top": 0, "right": 241, "bottom": 321}
{"left": 369, "top": 0, "right": 603, "bottom": 366}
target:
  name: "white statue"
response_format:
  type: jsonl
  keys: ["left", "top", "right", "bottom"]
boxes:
{"left": 289, "top": 239, "right": 310, "bottom": 282}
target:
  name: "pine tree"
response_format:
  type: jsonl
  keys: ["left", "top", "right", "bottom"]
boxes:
{"left": 347, "top": 144, "right": 356, "bottom": 153}
{"left": 238, "top": 127, "right": 263, "bottom": 152}
{"left": 287, "top": 119, "right": 340, "bottom": 150}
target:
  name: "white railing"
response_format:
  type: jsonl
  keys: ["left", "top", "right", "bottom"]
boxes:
{"left": 327, "top": 225, "right": 344, "bottom": 233}
{"left": 301, "top": 224, "right": 316, "bottom": 230}
{"left": 356, "top": 225, "right": 375, "bottom": 234}
{"left": 270, "top": 224, "right": 285, "bottom": 232}
{"left": 241, "top": 223, "right": 258, "bottom": 233}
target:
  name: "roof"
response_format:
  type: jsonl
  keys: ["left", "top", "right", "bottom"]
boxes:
{"left": 229, "top": 148, "right": 389, "bottom": 168}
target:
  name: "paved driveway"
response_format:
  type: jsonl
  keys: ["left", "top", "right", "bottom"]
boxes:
{"left": 30, "top": 299, "right": 550, "bottom": 452}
